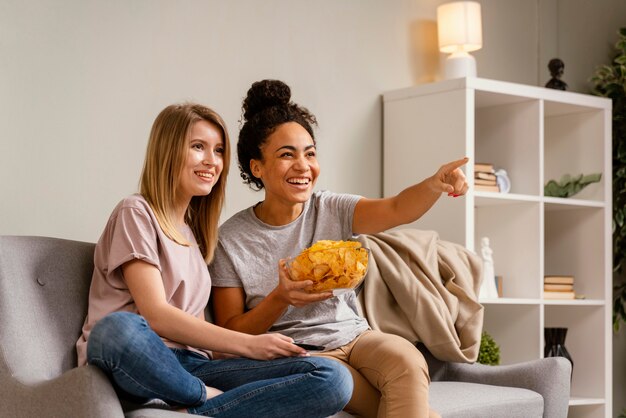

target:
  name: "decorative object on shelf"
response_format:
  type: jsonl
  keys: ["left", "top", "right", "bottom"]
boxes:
{"left": 474, "top": 162, "right": 500, "bottom": 193}
{"left": 544, "top": 327, "right": 573, "bottom": 375}
{"left": 437, "top": 1, "right": 482, "bottom": 79}
{"left": 590, "top": 27, "right": 626, "bottom": 332}
{"left": 494, "top": 169, "right": 511, "bottom": 193}
{"left": 543, "top": 275, "right": 576, "bottom": 300}
{"left": 543, "top": 173, "right": 602, "bottom": 198}
{"left": 495, "top": 275, "right": 503, "bottom": 297}
{"left": 545, "top": 58, "right": 568, "bottom": 90}
{"left": 478, "top": 237, "right": 499, "bottom": 299}
{"left": 477, "top": 331, "right": 500, "bottom": 365}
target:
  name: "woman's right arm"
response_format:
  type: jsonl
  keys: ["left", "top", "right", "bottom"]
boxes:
{"left": 212, "top": 261, "right": 332, "bottom": 334}
{"left": 122, "top": 259, "right": 306, "bottom": 360}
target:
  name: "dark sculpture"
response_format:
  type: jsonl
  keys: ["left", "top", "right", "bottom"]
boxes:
{"left": 545, "top": 58, "right": 568, "bottom": 90}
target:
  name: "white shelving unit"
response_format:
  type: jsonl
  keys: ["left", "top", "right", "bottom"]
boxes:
{"left": 382, "top": 77, "right": 612, "bottom": 418}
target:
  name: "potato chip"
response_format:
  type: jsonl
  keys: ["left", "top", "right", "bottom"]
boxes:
{"left": 287, "top": 240, "right": 369, "bottom": 292}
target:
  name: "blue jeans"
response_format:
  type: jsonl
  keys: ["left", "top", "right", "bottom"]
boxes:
{"left": 87, "top": 312, "right": 352, "bottom": 417}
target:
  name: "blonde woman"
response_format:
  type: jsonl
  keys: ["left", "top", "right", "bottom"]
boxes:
{"left": 76, "top": 103, "right": 352, "bottom": 417}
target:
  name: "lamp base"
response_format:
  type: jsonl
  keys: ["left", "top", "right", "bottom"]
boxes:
{"left": 444, "top": 51, "right": 477, "bottom": 79}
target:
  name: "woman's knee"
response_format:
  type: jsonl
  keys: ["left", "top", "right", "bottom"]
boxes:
{"left": 359, "top": 333, "right": 430, "bottom": 384}
{"left": 309, "top": 357, "right": 353, "bottom": 411}
{"left": 386, "top": 337, "right": 430, "bottom": 382}
{"left": 87, "top": 312, "right": 147, "bottom": 362}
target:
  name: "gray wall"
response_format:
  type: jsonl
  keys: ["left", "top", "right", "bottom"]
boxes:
{"left": 1, "top": 0, "right": 624, "bottom": 414}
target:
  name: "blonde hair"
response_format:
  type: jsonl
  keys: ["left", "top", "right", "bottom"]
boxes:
{"left": 140, "top": 103, "right": 230, "bottom": 262}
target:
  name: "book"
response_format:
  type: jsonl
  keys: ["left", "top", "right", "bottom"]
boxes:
{"left": 543, "top": 283, "right": 574, "bottom": 292}
{"left": 543, "top": 290, "right": 576, "bottom": 300}
{"left": 474, "top": 184, "right": 500, "bottom": 193}
{"left": 544, "top": 275, "right": 574, "bottom": 285}
{"left": 475, "top": 178, "right": 497, "bottom": 186}
{"left": 475, "top": 172, "right": 497, "bottom": 181}
{"left": 475, "top": 162, "right": 495, "bottom": 173}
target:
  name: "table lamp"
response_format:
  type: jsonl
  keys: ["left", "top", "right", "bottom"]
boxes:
{"left": 437, "top": 1, "right": 482, "bottom": 79}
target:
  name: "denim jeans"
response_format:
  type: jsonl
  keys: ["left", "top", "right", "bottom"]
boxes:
{"left": 87, "top": 312, "right": 352, "bottom": 418}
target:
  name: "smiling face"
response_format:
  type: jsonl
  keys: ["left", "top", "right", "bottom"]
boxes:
{"left": 176, "top": 119, "right": 225, "bottom": 207}
{"left": 250, "top": 121, "right": 320, "bottom": 209}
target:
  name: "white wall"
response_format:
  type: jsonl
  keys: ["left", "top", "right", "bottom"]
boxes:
{"left": 539, "top": 0, "right": 626, "bottom": 93}
{"left": 1, "top": 0, "right": 624, "bottom": 412}
{"left": 0, "top": 0, "right": 412, "bottom": 242}
{"left": 0, "top": 0, "right": 543, "bottom": 243}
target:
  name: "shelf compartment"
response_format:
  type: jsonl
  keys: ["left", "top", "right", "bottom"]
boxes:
{"left": 544, "top": 207, "right": 605, "bottom": 300}
{"left": 543, "top": 103, "right": 606, "bottom": 202}
{"left": 483, "top": 304, "right": 540, "bottom": 365}
{"left": 544, "top": 305, "right": 605, "bottom": 401}
{"left": 476, "top": 201, "right": 540, "bottom": 299}
{"left": 475, "top": 97, "right": 541, "bottom": 196}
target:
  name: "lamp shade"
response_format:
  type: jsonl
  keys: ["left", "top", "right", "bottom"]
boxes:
{"left": 437, "top": 1, "right": 482, "bottom": 53}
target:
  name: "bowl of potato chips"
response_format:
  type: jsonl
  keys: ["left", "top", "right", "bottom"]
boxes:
{"left": 286, "top": 240, "right": 369, "bottom": 295}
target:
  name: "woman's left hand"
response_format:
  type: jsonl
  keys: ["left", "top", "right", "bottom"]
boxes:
{"left": 429, "top": 157, "right": 469, "bottom": 197}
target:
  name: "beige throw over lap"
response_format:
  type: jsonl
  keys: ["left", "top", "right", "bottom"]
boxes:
{"left": 357, "top": 229, "right": 484, "bottom": 363}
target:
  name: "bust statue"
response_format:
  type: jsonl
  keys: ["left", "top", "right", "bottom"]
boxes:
{"left": 545, "top": 58, "right": 568, "bottom": 90}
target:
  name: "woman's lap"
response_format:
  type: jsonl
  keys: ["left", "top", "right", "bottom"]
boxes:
{"left": 87, "top": 312, "right": 352, "bottom": 417}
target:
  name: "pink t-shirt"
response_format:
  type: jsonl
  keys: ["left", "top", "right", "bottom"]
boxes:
{"left": 76, "top": 194, "right": 212, "bottom": 366}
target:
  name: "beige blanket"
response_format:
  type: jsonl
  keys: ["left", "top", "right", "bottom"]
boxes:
{"left": 356, "top": 229, "right": 484, "bottom": 363}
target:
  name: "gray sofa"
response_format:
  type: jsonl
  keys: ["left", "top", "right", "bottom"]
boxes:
{"left": 0, "top": 235, "right": 572, "bottom": 418}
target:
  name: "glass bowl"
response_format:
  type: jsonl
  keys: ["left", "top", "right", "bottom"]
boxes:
{"left": 286, "top": 242, "right": 370, "bottom": 295}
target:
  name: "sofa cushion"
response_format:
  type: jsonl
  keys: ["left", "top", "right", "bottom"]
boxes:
{"left": 0, "top": 236, "right": 95, "bottom": 383}
{"left": 429, "top": 381, "right": 543, "bottom": 418}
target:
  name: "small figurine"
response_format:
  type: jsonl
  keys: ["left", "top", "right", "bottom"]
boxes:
{"left": 494, "top": 169, "right": 511, "bottom": 194}
{"left": 545, "top": 58, "right": 568, "bottom": 90}
{"left": 479, "top": 237, "right": 499, "bottom": 299}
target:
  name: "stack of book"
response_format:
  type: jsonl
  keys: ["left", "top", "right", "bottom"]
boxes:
{"left": 474, "top": 163, "right": 499, "bottom": 193}
{"left": 543, "top": 275, "right": 575, "bottom": 299}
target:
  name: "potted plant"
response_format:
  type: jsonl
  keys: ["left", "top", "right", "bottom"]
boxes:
{"left": 477, "top": 331, "right": 500, "bottom": 366}
{"left": 590, "top": 28, "right": 626, "bottom": 332}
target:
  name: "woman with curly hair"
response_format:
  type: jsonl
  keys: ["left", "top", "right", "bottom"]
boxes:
{"left": 210, "top": 80, "right": 468, "bottom": 418}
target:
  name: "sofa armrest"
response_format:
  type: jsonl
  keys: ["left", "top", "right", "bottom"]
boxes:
{"left": 442, "top": 357, "right": 571, "bottom": 418}
{"left": 0, "top": 365, "right": 125, "bottom": 418}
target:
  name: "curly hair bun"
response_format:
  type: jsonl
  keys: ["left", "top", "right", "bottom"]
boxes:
{"left": 242, "top": 79, "right": 291, "bottom": 121}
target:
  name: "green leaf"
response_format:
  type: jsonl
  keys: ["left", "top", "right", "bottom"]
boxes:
{"left": 544, "top": 173, "right": 602, "bottom": 198}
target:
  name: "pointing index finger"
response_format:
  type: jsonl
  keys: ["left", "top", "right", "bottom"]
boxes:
{"left": 443, "top": 157, "right": 469, "bottom": 173}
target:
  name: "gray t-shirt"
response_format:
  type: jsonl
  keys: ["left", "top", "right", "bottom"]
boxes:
{"left": 210, "top": 190, "right": 369, "bottom": 350}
